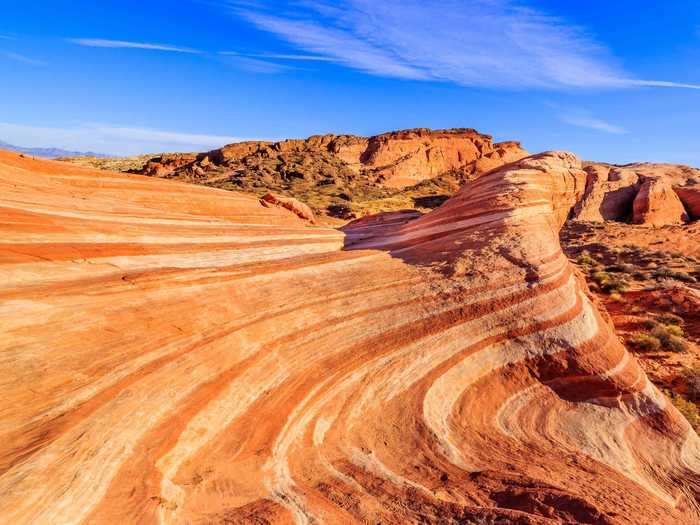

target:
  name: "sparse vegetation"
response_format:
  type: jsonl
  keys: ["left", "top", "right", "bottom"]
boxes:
{"left": 670, "top": 394, "right": 700, "bottom": 432}
{"left": 629, "top": 333, "right": 662, "bottom": 351}
{"left": 577, "top": 253, "right": 597, "bottom": 266}
{"left": 653, "top": 268, "right": 697, "bottom": 283}
{"left": 591, "top": 271, "right": 629, "bottom": 293}
{"left": 58, "top": 154, "right": 158, "bottom": 172}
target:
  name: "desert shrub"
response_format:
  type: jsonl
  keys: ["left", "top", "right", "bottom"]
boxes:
{"left": 653, "top": 268, "right": 697, "bottom": 283}
{"left": 592, "top": 271, "right": 609, "bottom": 284}
{"left": 657, "top": 313, "right": 684, "bottom": 326}
{"left": 650, "top": 325, "right": 688, "bottom": 352}
{"left": 577, "top": 253, "right": 597, "bottom": 266}
{"left": 666, "top": 335, "right": 689, "bottom": 353}
{"left": 665, "top": 324, "right": 684, "bottom": 337}
{"left": 643, "top": 319, "right": 661, "bottom": 330}
{"left": 604, "top": 281, "right": 628, "bottom": 293}
{"left": 606, "top": 263, "right": 635, "bottom": 273}
{"left": 608, "top": 292, "right": 624, "bottom": 302}
{"left": 629, "top": 333, "right": 661, "bottom": 351}
{"left": 326, "top": 203, "right": 356, "bottom": 220}
{"left": 591, "top": 271, "right": 628, "bottom": 293}
{"left": 670, "top": 395, "right": 700, "bottom": 431}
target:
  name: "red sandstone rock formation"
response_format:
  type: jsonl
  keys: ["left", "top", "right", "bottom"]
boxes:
{"left": 260, "top": 192, "right": 316, "bottom": 223}
{"left": 572, "top": 162, "right": 699, "bottom": 226}
{"left": 1, "top": 150, "right": 699, "bottom": 524}
{"left": 632, "top": 178, "right": 689, "bottom": 226}
{"left": 676, "top": 186, "right": 700, "bottom": 219}
{"left": 137, "top": 128, "right": 528, "bottom": 190}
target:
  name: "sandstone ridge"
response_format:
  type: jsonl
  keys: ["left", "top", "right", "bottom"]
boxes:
{"left": 136, "top": 127, "right": 527, "bottom": 195}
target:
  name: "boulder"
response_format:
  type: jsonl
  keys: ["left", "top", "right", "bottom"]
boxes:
{"left": 259, "top": 192, "right": 316, "bottom": 223}
{"left": 632, "top": 178, "right": 689, "bottom": 226}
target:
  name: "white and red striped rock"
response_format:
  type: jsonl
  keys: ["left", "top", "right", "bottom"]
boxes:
{"left": 0, "top": 150, "right": 698, "bottom": 524}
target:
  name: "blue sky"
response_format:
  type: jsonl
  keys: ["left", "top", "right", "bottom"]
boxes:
{"left": 1, "top": 0, "right": 699, "bottom": 163}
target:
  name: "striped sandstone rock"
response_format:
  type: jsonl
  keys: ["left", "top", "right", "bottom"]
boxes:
{"left": 0, "top": 150, "right": 698, "bottom": 524}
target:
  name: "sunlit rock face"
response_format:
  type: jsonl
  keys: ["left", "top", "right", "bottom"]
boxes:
{"left": 573, "top": 162, "right": 699, "bottom": 225}
{"left": 1, "top": 150, "right": 699, "bottom": 524}
{"left": 137, "top": 127, "right": 528, "bottom": 190}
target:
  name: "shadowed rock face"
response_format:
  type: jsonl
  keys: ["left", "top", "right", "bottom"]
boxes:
{"left": 1, "top": 150, "right": 699, "bottom": 524}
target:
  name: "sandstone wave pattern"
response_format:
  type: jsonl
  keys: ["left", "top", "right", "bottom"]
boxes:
{"left": 1, "top": 150, "right": 699, "bottom": 524}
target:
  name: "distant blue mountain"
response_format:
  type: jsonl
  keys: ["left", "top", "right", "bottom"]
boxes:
{"left": 0, "top": 140, "right": 111, "bottom": 159}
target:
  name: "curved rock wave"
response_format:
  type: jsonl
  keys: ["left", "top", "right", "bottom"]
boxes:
{"left": 0, "top": 150, "right": 699, "bottom": 524}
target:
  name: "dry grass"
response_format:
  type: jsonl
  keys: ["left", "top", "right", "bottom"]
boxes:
{"left": 57, "top": 154, "right": 158, "bottom": 172}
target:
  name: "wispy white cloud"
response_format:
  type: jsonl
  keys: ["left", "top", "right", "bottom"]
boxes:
{"left": 224, "top": 0, "right": 700, "bottom": 90}
{"left": 627, "top": 79, "right": 700, "bottom": 90}
{"left": 220, "top": 51, "right": 335, "bottom": 61}
{"left": 559, "top": 113, "right": 627, "bottom": 134}
{"left": 68, "top": 38, "right": 201, "bottom": 54}
{"left": 220, "top": 55, "right": 299, "bottom": 73}
{"left": 0, "top": 34, "right": 16, "bottom": 40}
{"left": 0, "top": 50, "right": 43, "bottom": 65}
{"left": 0, "top": 122, "right": 249, "bottom": 156}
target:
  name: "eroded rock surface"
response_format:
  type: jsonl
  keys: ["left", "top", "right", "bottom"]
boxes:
{"left": 676, "top": 186, "right": 700, "bottom": 219}
{"left": 632, "top": 178, "right": 689, "bottom": 226}
{"left": 572, "top": 162, "right": 699, "bottom": 226}
{"left": 1, "top": 150, "right": 699, "bottom": 524}
{"left": 136, "top": 127, "right": 527, "bottom": 190}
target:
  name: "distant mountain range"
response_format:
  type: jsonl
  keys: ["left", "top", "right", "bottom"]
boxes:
{"left": 0, "top": 140, "right": 111, "bottom": 159}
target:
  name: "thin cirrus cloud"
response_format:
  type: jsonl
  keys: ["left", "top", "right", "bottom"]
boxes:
{"left": 68, "top": 38, "right": 201, "bottom": 54}
{"left": 559, "top": 114, "right": 627, "bottom": 135}
{"left": 0, "top": 50, "right": 44, "bottom": 66}
{"left": 220, "top": 51, "right": 335, "bottom": 61}
{"left": 219, "top": 54, "right": 299, "bottom": 74}
{"left": 225, "top": 0, "right": 700, "bottom": 91}
{"left": 0, "top": 122, "right": 248, "bottom": 156}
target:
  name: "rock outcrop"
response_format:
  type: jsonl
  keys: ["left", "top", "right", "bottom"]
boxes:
{"left": 137, "top": 128, "right": 527, "bottom": 190}
{"left": 1, "top": 150, "right": 699, "bottom": 524}
{"left": 572, "top": 162, "right": 699, "bottom": 226}
{"left": 632, "top": 178, "right": 689, "bottom": 226}
{"left": 676, "top": 186, "right": 700, "bottom": 219}
{"left": 260, "top": 192, "right": 316, "bottom": 223}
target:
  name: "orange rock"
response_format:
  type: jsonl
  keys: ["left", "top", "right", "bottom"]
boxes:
{"left": 632, "top": 178, "right": 689, "bottom": 226}
{"left": 675, "top": 186, "right": 700, "bottom": 219}
{"left": 260, "top": 192, "right": 316, "bottom": 223}
{"left": 135, "top": 128, "right": 528, "bottom": 191}
{"left": 1, "top": 149, "right": 699, "bottom": 524}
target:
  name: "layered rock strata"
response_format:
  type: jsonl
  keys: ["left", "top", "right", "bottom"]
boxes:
{"left": 0, "top": 150, "right": 699, "bottom": 524}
